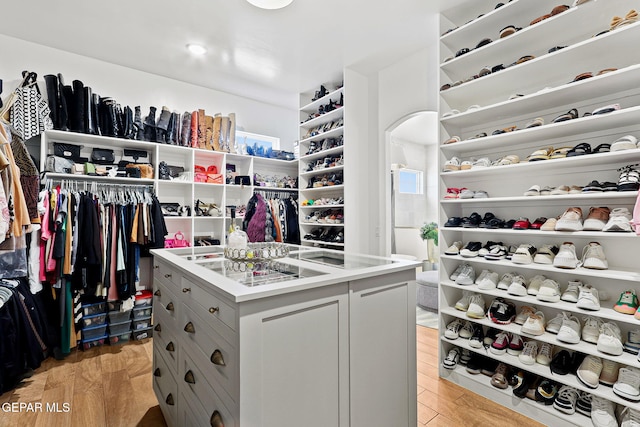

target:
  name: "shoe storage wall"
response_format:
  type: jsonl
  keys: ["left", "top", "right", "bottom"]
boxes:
{"left": 438, "top": 0, "right": 640, "bottom": 425}
{"left": 41, "top": 129, "right": 298, "bottom": 252}
{"left": 297, "top": 82, "right": 345, "bottom": 249}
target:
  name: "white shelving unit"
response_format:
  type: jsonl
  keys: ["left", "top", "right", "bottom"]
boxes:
{"left": 41, "top": 129, "right": 298, "bottom": 247}
{"left": 438, "top": 1, "right": 640, "bottom": 425}
{"left": 298, "top": 82, "right": 345, "bottom": 250}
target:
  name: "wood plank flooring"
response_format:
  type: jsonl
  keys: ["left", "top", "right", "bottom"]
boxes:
{"left": 0, "top": 327, "right": 543, "bottom": 427}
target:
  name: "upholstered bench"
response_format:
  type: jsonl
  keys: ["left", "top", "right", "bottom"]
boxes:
{"left": 416, "top": 270, "right": 439, "bottom": 312}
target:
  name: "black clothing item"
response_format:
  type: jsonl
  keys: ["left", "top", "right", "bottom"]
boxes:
{"left": 284, "top": 198, "right": 300, "bottom": 244}
{"left": 72, "top": 193, "right": 102, "bottom": 294}
{"left": 147, "top": 196, "right": 167, "bottom": 249}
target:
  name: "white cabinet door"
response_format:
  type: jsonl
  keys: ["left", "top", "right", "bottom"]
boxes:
{"left": 349, "top": 270, "right": 417, "bottom": 427}
{"left": 239, "top": 284, "right": 350, "bottom": 427}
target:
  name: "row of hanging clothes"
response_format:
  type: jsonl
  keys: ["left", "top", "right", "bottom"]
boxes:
{"left": 243, "top": 190, "right": 300, "bottom": 244}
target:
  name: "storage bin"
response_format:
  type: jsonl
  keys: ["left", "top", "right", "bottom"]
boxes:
{"left": 108, "top": 310, "right": 131, "bottom": 324}
{"left": 82, "top": 301, "right": 106, "bottom": 316}
{"left": 132, "top": 326, "right": 153, "bottom": 341}
{"left": 107, "top": 300, "right": 123, "bottom": 312}
{"left": 79, "top": 335, "right": 108, "bottom": 350}
{"left": 132, "top": 306, "right": 152, "bottom": 320}
{"left": 134, "top": 290, "right": 153, "bottom": 307}
{"left": 82, "top": 313, "right": 107, "bottom": 328}
{"left": 81, "top": 323, "right": 108, "bottom": 341}
{"left": 132, "top": 316, "right": 152, "bottom": 330}
{"left": 108, "top": 331, "right": 131, "bottom": 345}
{"left": 108, "top": 320, "right": 131, "bottom": 336}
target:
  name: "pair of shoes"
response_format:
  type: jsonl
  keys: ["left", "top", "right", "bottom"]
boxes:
{"left": 614, "top": 289, "right": 640, "bottom": 318}
{"left": 553, "top": 386, "right": 593, "bottom": 416}
{"left": 553, "top": 241, "right": 608, "bottom": 270}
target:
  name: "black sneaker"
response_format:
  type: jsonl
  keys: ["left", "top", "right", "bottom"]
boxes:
{"left": 513, "top": 371, "right": 534, "bottom": 398}
{"left": 501, "top": 219, "right": 516, "bottom": 229}
{"left": 570, "top": 351, "right": 586, "bottom": 375}
{"left": 488, "top": 298, "right": 516, "bottom": 324}
{"left": 462, "top": 212, "right": 482, "bottom": 228}
{"left": 466, "top": 353, "right": 483, "bottom": 374}
{"left": 553, "top": 385, "right": 579, "bottom": 414}
{"left": 550, "top": 350, "right": 571, "bottom": 375}
{"left": 480, "top": 357, "right": 499, "bottom": 376}
{"left": 444, "top": 217, "right": 463, "bottom": 227}
{"left": 576, "top": 391, "right": 592, "bottom": 417}
{"left": 582, "top": 180, "right": 604, "bottom": 192}
{"left": 469, "top": 324, "right": 485, "bottom": 349}
{"left": 478, "top": 213, "right": 496, "bottom": 228}
{"left": 460, "top": 241, "right": 482, "bottom": 257}
{"left": 483, "top": 327, "right": 500, "bottom": 347}
{"left": 459, "top": 348, "right": 471, "bottom": 366}
{"left": 535, "top": 379, "right": 559, "bottom": 405}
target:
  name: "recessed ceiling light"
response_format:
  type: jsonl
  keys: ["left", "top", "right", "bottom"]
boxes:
{"left": 246, "top": 0, "right": 293, "bottom": 10}
{"left": 187, "top": 44, "right": 207, "bottom": 55}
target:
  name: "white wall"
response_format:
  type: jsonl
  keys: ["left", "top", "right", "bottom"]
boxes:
{"left": 0, "top": 34, "right": 298, "bottom": 149}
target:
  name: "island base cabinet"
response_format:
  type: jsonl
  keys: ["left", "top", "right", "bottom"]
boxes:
{"left": 239, "top": 284, "right": 350, "bottom": 427}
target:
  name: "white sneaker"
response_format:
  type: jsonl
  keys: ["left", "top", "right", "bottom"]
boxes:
{"left": 474, "top": 269, "right": 490, "bottom": 285}
{"left": 553, "top": 242, "right": 580, "bottom": 269}
{"left": 591, "top": 396, "right": 617, "bottom": 427}
{"left": 466, "top": 294, "right": 486, "bottom": 319}
{"left": 444, "top": 241, "right": 464, "bottom": 255}
{"left": 536, "top": 342, "right": 553, "bottom": 366}
{"left": 497, "top": 272, "right": 515, "bottom": 290}
{"left": 511, "top": 244, "right": 536, "bottom": 264}
{"left": 477, "top": 271, "right": 499, "bottom": 290}
{"left": 620, "top": 406, "right": 640, "bottom": 427}
{"left": 518, "top": 341, "right": 538, "bottom": 365}
{"left": 533, "top": 244, "right": 558, "bottom": 264}
{"left": 554, "top": 385, "right": 579, "bottom": 414}
{"left": 603, "top": 207, "right": 633, "bottom": 232}
{"left": 455, "top": 291, "right": 475, "bottom": 311}
{"left": 455, "top": 264, "right": 476, "bottom": 285}
{"left": 507, "top": 274, "right": 528, "bottom": 296}
{"left": 545, "top": 313, "right": 564, "bottom": 334}
{"left": 450, "top": 264, "right": 465, "bottom": 281}
{"left": 515, "top": 305, "right": 537, "bottom": 325}
{"left": 613, "top": 367, "right": 640, "bottom": 401}
{"left": 557, "top": 313, "right": 582, "bottom": 344}
{"left": 582, "top": 316, "right": 604, "bottom": 344}
{"left": 527, "top": 275, "right": 546, "bottom": 296}
{"left": 560, "top": 280, "right": 582, "bottom": 302}
{"left": 555, "top": 207, "right": 584, "bottom": 231}
{"left": 582, "top": 242, "right": 609, "bottom": 270}
{"left": 537, "top": 279, "right": 561, "bottom": 303}
{"left": 444, "top": 318, "right": 465, "bottom": 339}
{"left": 577, "top": 355, "right": 603, "bottom": 388}
{"left": 520, "top": 311, "right": 546, "bottom": 336}
{"left": 458, "top": 321, "right": 475, "bottom": 339}
{"left": 442, "top": 348, "right": 460, "bottom": 369}
{"left": 599, "top": 359, "right": 619, "bottom": 386}
{"left": 597, "top": 322, "right": 623, "bottom": 356}
{"left": 576, "top": 284, "right": 601, "bottom": 310}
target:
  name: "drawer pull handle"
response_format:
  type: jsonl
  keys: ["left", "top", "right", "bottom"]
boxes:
{"left": 154, "top": 324, "right": 162, "bottom": 332}
{"left": 182, "top": 287, "right": 191, "bottom": 293}
{"left": 166, "top": 302, "right": 175, "bottom": 312}
{"left": 154, "top": 289, "right": 162, "bottom": 297}
{"left": 164, "top": 273, "right": 172, "bottom": 279}
{"left": 209, "top": 307, "right": 219, "bottom": 314}
{"left": 184, "top": 322, "right": 195, "bottom": 334}
{"left": 154, "top": 265, "right": 159, "bottom": 269}
{"left": 165, "top": 394, "right": 175, "bottom": 406}
{"left": 211, "top": 350, "right": 226, "bottom": 366}
{"left": 153, "top": 368, "right": 161, "bottom": 377}
{"left": 184, "top": 370, "right": 196, "bottom": 384}
{"left": 210, "top": 410, "right": 224, "bottom": 427}
{"left": 166, "top": 342, "right": 175, "bottom": 352}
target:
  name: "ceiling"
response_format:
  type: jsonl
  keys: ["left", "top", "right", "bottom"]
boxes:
{"left": 0, "top": 0, "right": 468, "bottom": 109}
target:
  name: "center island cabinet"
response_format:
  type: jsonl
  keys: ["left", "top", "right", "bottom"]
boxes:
{"left": 149, "top": 245, "right": 419, "bottom": 427}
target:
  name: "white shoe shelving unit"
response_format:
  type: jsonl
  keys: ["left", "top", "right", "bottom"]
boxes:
{"left": 297, "top": 82, "right": 345, "bottom": 250}
{"left": 438, "top": 1, "right": 640, "bottom": 425}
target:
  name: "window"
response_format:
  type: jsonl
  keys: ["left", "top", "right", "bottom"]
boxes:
{"left": 236, "top": 130, "right": 280, "bottom": 151}
{"left": 398, "top": 169, "right": 423, "bottom": 194}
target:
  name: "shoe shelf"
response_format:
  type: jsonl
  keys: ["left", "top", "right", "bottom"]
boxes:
{"left": 157, "top": 180, "right": 193, "bottom": 187}
{"left": 441, "top": 227, "right": 640, "bottom": 240}
{"left": 442, "top": 279, "right": 640, "bottom": 330}
{"left": 440, "top": 255, "right": 640, "bottom": 283}
{"left": 441, "top": 192, "right": 639, "bottom": 205}
{"left": 442, "top": 64, "right": 640, "bottom": 130}
{"left": 299, "top": 107, "right": 344, "bottom": 130}
{"left": 300, "top": 239, "right": 344, "bottom": 248}
{"left": 299, "top": 86, "right": 344, "bottom": 113}
{"left": 300, "top": 165, "right": 344, "bottom": 178}
{"left": 439, "top": 364, "right": 590, "bottom": 427}
{"left": 440, "top": 21, "right": 640, "bottom": 109}
{"left": 440, "top": 0, "right": 560, "bottom": 48}
{"left": 299, "top": 145, "right": 344, "bottom": 162}
{"left": 300, "top": 222, "right": 344, "bottom": 227}
{"left": 440, "top": 107, "right": 640, "bottom": 155}
{"left": 299, "top": 126, "right": 344, "bottom": 144}
{"left": 441, "top": 335, "right": 638, "bottom": 410}
{"left": 301, "top": 184, "right": 345, "bottom": 193}
{"left": 43, "top": 129, "right": 159, "bottom": 150}
{"left": 300, "top": 204, "right": 344, "bottom": 209}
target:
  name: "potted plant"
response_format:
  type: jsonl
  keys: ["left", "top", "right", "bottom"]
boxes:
{"left": 420, "top": 222, "right": 439, "bottom": 266}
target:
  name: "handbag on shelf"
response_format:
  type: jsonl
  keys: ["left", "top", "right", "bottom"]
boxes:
{"left": 91, "top": 148, "right": 115, "bottom": 164}
{"left": 126, "top": 163, "right": 154, "bottom": 179}
{"left": 45, "top": 155, "right": 75, "bottom": 174}
{"left": 164, "top": 231, "right": 190, "bottom": 248}
{"left": 54, "top": 142, "right": 83, "bottom": 161}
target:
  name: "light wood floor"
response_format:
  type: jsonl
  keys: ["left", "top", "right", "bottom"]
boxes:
{"left": 0, "top": 327, "right": 543, "bottom": 427}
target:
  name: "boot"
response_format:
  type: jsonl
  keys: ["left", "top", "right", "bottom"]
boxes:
{"left": 57, "top": 74, "right": 69, "bottom": 131}
{"left": 190, "top": 111, "right": 198, "bottom": 148}
{"left": 71, "top": 80, "right": 85, "bottom": 132}
{"left": 156, "top": 106, "right": 171, "bottom": 143}
{"left": 83, "top": 86, "right": 96, "bottom": 134}
{"left": 133, "top": 106, "right": 144, "bottom": 140}
{"left": 165, "top": 112, "right": 176, "bottom": 144}
{"left": 180, "top": 112, "right": 191, "bottom": 147}
{"left": 123, "top": 106, "right": 134, "bottom": 139}
{"left": 115, "top": 103, "right": 124, "bottom": 138}
{"left": 43, "top": 75, "right": 60, "bottom": 129}
{"left": 92, "top": 93, "right": 101, "bottom": 135}
{"left": 171, "top": 112, "right": 180, "bottom": 145}
{"left": 228, "top": 113, "right": 236, "bottom": 153}
{"left": 61, "top": 84, "right": 74, "bottom": 131}
{"left": 143, "top": 106, "right": 157, "bottom": 142}
{"left": 197, "top": 109, "right": 206, "bottom": 148}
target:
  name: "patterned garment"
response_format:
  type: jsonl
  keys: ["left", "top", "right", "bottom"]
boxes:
{"left": 10, "top": 86, "right": 53, "bottom": 140}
